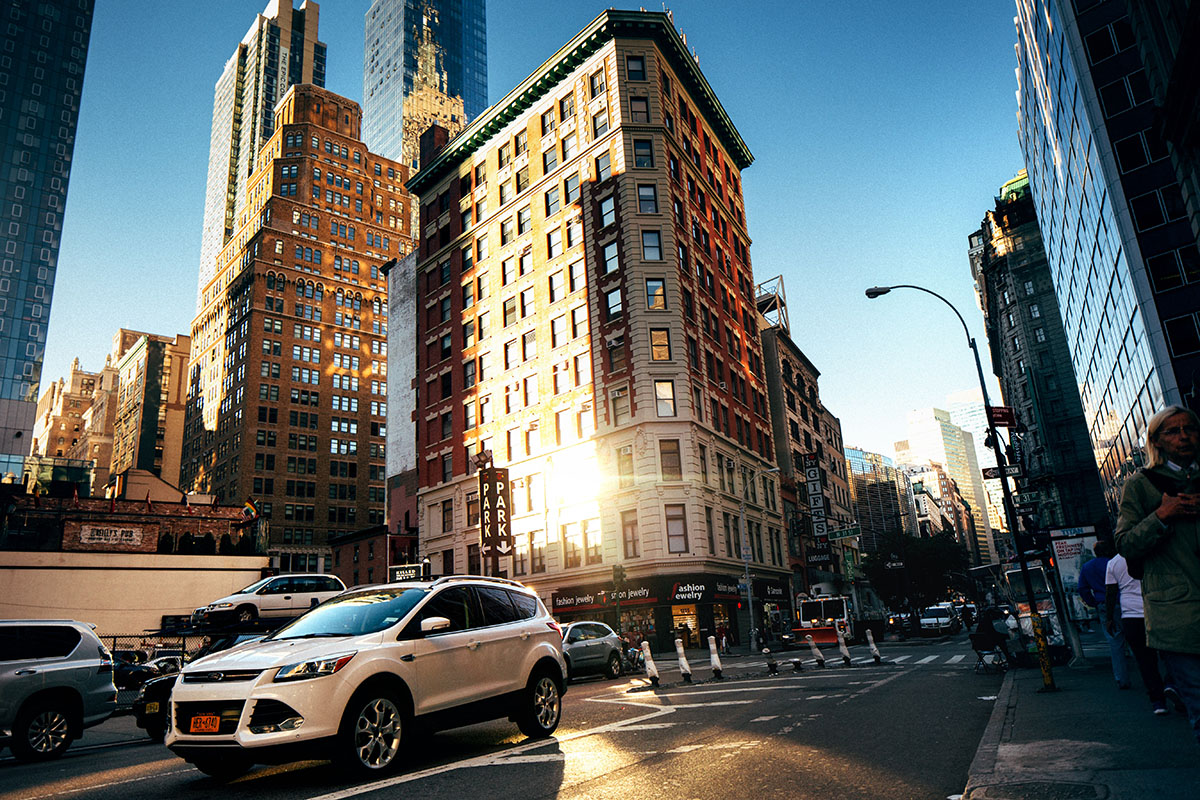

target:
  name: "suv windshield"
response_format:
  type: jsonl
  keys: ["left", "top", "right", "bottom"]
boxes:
{"left": 268, "top": 587, "right": 428, "bottom": 639}
{"left": 923, "top": 608, "right": 950, "bottom": 618}
{"left": 235, "top": 577, "right": 273, "bottom": 595}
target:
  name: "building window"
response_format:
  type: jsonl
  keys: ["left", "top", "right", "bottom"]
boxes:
{"left": 626, "top": 55, "right": 646, "bottom": 81}
{"left": 650, "top": 328, "right": 671, "bottom": 360}
{"left": 605, "top": 288, "right": 623, "bottom": 321}
{"left": 620, "top": 511, "right": 641, "bottom": 560}
{"left": 562, "top": 522, "right": 582, "bottom": 568}
{"left": 590, "top": 68, "right": 605, "bottom": 98}
{"left": 617, "top": 445, "right": 634, "bottom": 488}
{"left": 665, "top": 503, "right": 688, "bottom": 553}
{"left": 655, "top": 380, "right": 676, "bottom": 417}
{"left": 592, "top": 110, "right": 609, "bottom": 138}
{"left": 630, "top": 96, "right": 650, "bottom": 123}
{"left": 595, "top": 152, "right": 612, "bottom": 182}
{"left": 633, "top": 139, "right": 654, "bottom": 168}
{"left": 642, "top": 230, "right": 662, "bottom": 261}
{"left": 646, "top": 278, "right": 667, "bottom": 309}
{"left": 599, "top": 195, "right": 616, "bottom": 227}
{"left": 602, "top": 242, "right": 619, "bottom": 274}
{"left": 637, "top": 184, "right": 658, "bottom": 213}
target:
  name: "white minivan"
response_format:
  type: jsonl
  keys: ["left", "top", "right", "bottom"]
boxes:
{"left": 167, "top": 575, "right": 567, "bottom": 780}
{"left": 192, "top": 574, "right": 345, "bottom": 626}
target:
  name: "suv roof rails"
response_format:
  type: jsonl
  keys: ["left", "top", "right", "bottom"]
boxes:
{"left": 429, "top": 574, "right": 527, "bottom": 590}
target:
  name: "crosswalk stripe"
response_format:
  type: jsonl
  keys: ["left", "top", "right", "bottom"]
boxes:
{"left": 947, "top": 655, "right": 965, "bottom": 664}
{"left": 915, "top": 655, "right": 938, "bottom": 664}
{"left": 891, "top": 655, "right": 912, "bottom": 662}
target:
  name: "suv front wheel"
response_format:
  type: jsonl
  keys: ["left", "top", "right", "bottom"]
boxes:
{"left": 11, "top": 700, "right": 75, "bottom": 762}
{"left": 515, "top": 670, "right": 561, "bottom": 739}
{"left": 338, "top": 689, "right": 407, "bottom": 774}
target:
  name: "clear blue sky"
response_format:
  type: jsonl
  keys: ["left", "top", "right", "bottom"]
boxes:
{"left": 48, "top": 0, "right": 1022, "bottom": 457}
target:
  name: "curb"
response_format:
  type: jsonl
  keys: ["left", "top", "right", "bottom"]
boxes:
{"left": 962, "top": 667, "right": 1016, "bottom": 798}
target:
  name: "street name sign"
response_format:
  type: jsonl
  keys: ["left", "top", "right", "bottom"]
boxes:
{"left": 1015, "top": 492, "right": 1040, "bottom": 505}
{"left": 981, "top": 465, "right": 1022, "bottom": 479}
{"left": 828, "top": 525, "right": 861, "bottom": 541}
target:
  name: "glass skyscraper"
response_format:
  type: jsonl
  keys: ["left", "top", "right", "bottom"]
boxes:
{"left": 0, "top": 0, "right": 94, "bottom": 474}
{"left": 196, "top": 0, "right": 326, "bottom": 302}
{"left": 1015, "top": 0, "right": 1200, "bottom": 508}
{"left": 362, "top": 0, "right": 487, "bottom": 170}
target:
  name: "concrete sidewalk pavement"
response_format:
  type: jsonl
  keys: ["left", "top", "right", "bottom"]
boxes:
{"left": 964, "top": 642, "right": 1199, "bottom": 799}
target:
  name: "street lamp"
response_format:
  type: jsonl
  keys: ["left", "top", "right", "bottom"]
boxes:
{"left": 739, "top": 465, "right": 780, "bottom": 652}
{"left": 866, "top": 284, "right": 1056, "bottom": 690}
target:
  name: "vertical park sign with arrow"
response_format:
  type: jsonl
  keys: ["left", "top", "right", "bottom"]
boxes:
{"left": 479, "top": 466, "right": 513, "bottom": 574}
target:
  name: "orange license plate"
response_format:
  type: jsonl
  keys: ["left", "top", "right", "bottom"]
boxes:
{"left": 189, "top": 714, "right": 220, "bottom": 734}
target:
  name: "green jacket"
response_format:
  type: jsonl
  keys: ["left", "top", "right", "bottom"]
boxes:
{"left": 1114, "top": 466, "right": 1200, "bottom": 655}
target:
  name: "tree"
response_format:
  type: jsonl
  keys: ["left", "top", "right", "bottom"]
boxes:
{"left": 861, "top": 531, "right": 970, "bottom": 611}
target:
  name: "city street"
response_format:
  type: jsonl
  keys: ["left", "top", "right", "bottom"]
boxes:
{"left": 0, "top": 636, "right": 1000, "bottom": 800}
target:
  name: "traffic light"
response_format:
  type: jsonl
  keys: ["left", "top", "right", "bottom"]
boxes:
{"left": 612, "top": 564, "right": 626, "bottom": 587}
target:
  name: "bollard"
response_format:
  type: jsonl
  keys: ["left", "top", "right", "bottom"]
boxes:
{"left": 836, "top": 628, "right": 852, "bottom": 667}
{"left": 642, "top": 641, "right": 660, "bottom": 687}
{"left": 675, "top": 638, "right": 692, "bottom": 683}
{"left": 790, "top": 658, "right": 804, "bottom": 672}
{"left": 805, "top": 634, "right": 826, "bottom": 668}
{"left": 708, "top": 635, "right": 724, "bottom": 680}
{"left": 764, "top": 647, "right": 778, "bottom": 674}
{"left": 865, "top": 628, "right": 882, "bottom": 664}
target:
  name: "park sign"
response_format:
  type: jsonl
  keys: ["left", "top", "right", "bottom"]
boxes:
{"left": 479, "top": 466, "right": 513, "bottom": 557}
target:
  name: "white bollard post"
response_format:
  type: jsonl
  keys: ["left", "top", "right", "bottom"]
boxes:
{"left": 764, "top": 647, "right": 778, "bottom": 674}
{"left": 642, "top": 641, "right": 660, "bottom": 687}
{"left": 836, "top": 628, "right": 852, "bottom": 666}
{"left": 708, "top": 635, "right": 723, "bottom": 680}
{"left": 790, "top": 658, "right": 804, "bottom": 672}
{"left": 865, "top": 628, "right": 882, "bottom": 664}
{"left": 675, "top": 637, "right": 692, "bottom": 683}
{"left": 805, "top": 634, "right": 826, "bottom": 668}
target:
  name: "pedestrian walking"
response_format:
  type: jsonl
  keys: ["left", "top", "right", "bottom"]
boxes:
{"left": 1105, "top": 553, "right": 1167, "bottom": 713}
{"left": 1115, "top": 404, "right": 1200, "bottom": 743}
{"left": 1079, "top": 539, "right": 1130, "bottom": 688}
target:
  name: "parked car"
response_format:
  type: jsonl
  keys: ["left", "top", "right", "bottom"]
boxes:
{"left": 560, "top": 621, "right": 624, "bottom": 680}
{"left": 191, "top": 573, "right": 346, "bottom": 626}
{"left": 166, "top": 575, "right": 567, "bottom": 780}
{"left": 919, "top": 606, "right": 957, "bottom": 636}
{"left": 113, "top": 652, "right": 162, "bottom": 690}
{"left": 133, "top": 633, "right": 263, "bottom": 742}
{"left": 0, "top": 620, "right": 117, "bottom": 762}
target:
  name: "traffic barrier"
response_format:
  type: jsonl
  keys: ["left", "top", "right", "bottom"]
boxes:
{"left": 805, "top": 634, "right": 826, "bottom": 668}
{"left": 642, "top": 641, "right": 660, "bottom": 687}
{"left": 865, "top": 628, "right": 882, "bottom": 664}
{"left": 764, "top": 647, "right": 778, "bottom": 674}
{"left": 708, "top": 635, "right": 724, "bottom": 680}
{"left": 675, "top": 638, "right": 692, "bottom": 683}
{"left": 836, "top": 628, "right": 852, "bottom": 666}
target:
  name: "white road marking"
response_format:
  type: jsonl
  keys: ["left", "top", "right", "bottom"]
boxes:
{"left": 839, "top": 668, "right": 910, "bottom": 704}
{"left": 916, "top": 655, "right": 939, "bottom": 664}
{"left": 617, "top": 722, "right": 678, "bottom": 730}
{"left": 807, "top": 694, "right": 826, "bottom": 700}
{"left": 667, "top": 745, "right": 705, "bottom": 753}
{"left": 948, "top": 655, "right": 965, "bottom": 664}
{"left": 491, "top": 753, "right": 566, "bottom": 764}
{"left": 891, "top": 655, "right": 912, "bottom": 662}
{"left": 751, "top": 715, "right": 778, "bottom": 722}
{"left": 17, "top": 767, "right": 196, "bottom": 800}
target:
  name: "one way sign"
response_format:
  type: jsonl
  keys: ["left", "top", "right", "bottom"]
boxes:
{"left": 479, "top": 466, "right": 513, "bottom": 559}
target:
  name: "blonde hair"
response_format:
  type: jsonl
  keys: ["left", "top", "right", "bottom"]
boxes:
{"left": 1145, "top": 405, "right": 1200, "bottom": 468}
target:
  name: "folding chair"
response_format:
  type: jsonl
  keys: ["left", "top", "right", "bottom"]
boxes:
{"left": 969, "top": 631, "right": 1009, "bottom": 673}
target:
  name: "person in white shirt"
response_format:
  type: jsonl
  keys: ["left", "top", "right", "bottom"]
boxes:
{"left": 1106, "top": 553, "right": 1168, "bottom": 715}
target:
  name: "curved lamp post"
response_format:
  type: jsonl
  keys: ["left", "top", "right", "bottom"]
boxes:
{"left": 739, "top": 465, "right": 780, "bottom": 652}
{"left": 865, "top": 284, "right": 1056, "bottom": 690}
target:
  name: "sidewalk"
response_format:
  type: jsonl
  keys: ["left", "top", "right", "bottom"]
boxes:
{"left": 964, "top": 636, "right": 1200, "bottom": 799}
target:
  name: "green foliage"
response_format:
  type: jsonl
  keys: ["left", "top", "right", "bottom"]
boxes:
{"left": 860, "top": 531, "right": 970, "bottom": 611}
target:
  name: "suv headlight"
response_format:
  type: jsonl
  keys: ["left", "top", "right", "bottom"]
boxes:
{"left": 274, "top": 652, "right": 356, "bottom": 682}
{"left": 211, "top": 602, "right": 234, "bottom": 609}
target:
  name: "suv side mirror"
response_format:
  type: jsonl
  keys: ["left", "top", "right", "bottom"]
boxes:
{"left": 420, "top": 616, "right": 452, "bottom": 634}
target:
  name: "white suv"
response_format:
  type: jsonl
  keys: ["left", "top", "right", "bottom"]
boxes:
{"left": 166, "top": 576, "right": 567, "bottom": 779}
{"left": 191, "top": 573, "right": 346, "bottom": 626}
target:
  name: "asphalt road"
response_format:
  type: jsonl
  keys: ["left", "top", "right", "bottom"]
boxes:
{"left": 0, "top": 635, "right": 1001, "bottom": 800}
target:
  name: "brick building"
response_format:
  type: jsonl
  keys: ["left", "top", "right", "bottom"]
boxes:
{"left": 181, "top": 83, "right": 413, "bottom": 575}
{"left": 402, "top": 9, "right": 787, "bottom": 651}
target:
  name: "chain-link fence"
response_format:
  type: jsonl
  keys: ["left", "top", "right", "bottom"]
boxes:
{"left": 101, "top": 633, "right": 212, "bottom": 708}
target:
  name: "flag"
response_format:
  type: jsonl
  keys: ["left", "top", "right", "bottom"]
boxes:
{"left": 242, "top": 497, "right": 259, "bottom": 520}
{"left": 72, "top": 485, "right": 80, "bottom": 509}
